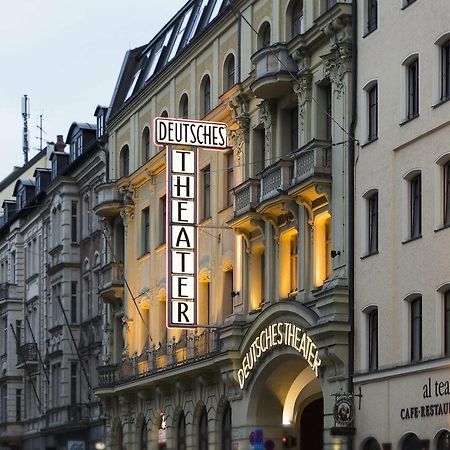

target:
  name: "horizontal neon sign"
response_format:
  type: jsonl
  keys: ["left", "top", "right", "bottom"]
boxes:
{"left": 154, "top": 117, "right": 228, "bottom": 149}
{"left": 237, "top": 322, "right": 321, "bottom": 389}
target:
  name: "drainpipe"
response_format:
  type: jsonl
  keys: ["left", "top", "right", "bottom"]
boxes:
{"left": 348, "top": 0, "right": 358, "bottom": 447}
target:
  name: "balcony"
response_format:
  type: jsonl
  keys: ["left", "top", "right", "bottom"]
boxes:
{"left": 250, "top": 43, "right": 298, "bottom": 99}
{"left": 45, "top": 404, "right": 90, "bottom": 429}
{"left": 97, "top": 329, "right": 222, "bottom": 388}
{"left": 291, "top": 144, "right": 332, "bottom": 187}
{"left": 94, "top": 180, "right": 122, "bottom": 217}
{"left": 98, "top": 262, "right": 124, "bottom": 303}
{"left": 0, "top": 283, "right": 22, "bottom": 302}
{"left": 260, "top": 158, "right": 293, "bottom": 203}
{"left": 233, "top": 178, "right": 260, "bottom": 218}
{"left": 16, "top": 343, "right": 38, "bottom": 368}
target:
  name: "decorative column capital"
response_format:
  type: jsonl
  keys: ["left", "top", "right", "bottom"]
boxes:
{"left": 322, "top": 44, "right": 352, "bottom": 98}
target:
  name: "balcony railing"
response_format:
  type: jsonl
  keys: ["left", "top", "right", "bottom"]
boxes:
{"left": 251, "top": 43, "right": 298, "bottom": 98}
{"left": 17, "top": 343, "right": 38, "bottom": 366}
{"left": 97, "top": 329, "right": 222, "bottom": 388}
{"left": 99, "top": 262, "right": 124, "bottom": 302}
{"left": 94, "top": 180, "right": 122, "bottom": 217}
{"left": 45, "top": 404, "right": 90, "bottom": 428}
{"left": 260, "top": 158, "right": 293, "bottom": 202}
{"left": 292, "top": 145, "right": 332, "bottom": 185}
{"left": 233, "top": 178, "right": 260, "bottom": 218}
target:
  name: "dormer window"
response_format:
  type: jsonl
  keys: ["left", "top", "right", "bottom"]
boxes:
{"left": 124, "top": 69, "right": 142, "bottom": 102}
{"left": 51, "top": 158, "right": 57, "bottom": 179}
{"left": 168, "top": 8, "right": 193, "bottom": 62}
{"left": 97, "top": 113, "right": 105, "bottom": 138}
{"left": 76, "top": 135, "right": 83, "bottom": 157}
{"left": 188, "top": 0, "right": 208, "bottom": 42}
{"left": 35, "top": 177, "right": 40, "bottom": 195}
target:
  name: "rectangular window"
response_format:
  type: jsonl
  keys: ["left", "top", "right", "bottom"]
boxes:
{"left": 290, "top": 234, "right": 298, "bottom": 293}
{"left": 71, "top": 281, "right": 77, "bottom": 324}
{"left": 444, "top": 161, "right": 450, "bottom": 225}
{"left": 368, "top": 84, "right": 378, "bottom": 140}
{"left": 410, "top": 174, "right": 422, "bottom": 239}
{"left": 202, "top": 166, "right": 211, "bottom": 219}
{"left": 70, "top": 362, "right": 77, "bottom": 404}
{"left": 407, "top": 59, "right": 419, "bottom": 119}
{"left": 142, "top": 207, "right": 150, "bottom": 254}
{"left": 441, "top": 41, "right": 450, "bottom": 101}
{"left": 16, "top": 388, "right": 21, "bottom": 422}
{"left": 51, "top": 363, "right": 62, "bottom": 407}
{"left": 71, "top": 201, "right": 78, "bottom": 243}
{"left": 2, "top": 317, "right": 7, "bottom": 355}
{"left": 290, "top": 107, "right": 299, "bottom": 152}
{"left": 168, "top": 8, "right": 192, "bottom": 62}
{"left": 226, "top": 152, "right": 234, "bottom": 207}
{"left": 0, "top": 384, "right": 6, "bottom": 422}
{"left": 445, "top": 292, "right": 450, "bottom": 356}
{"left": 368, "top": 193, "right": 378, "bottom": 254}
{"left": 15, "top": 320, "right": 21, "bottom": 352}
{"left": 367, "top": 0, "right": 377, "bottom": 33}
{"left": 11, "top": 251, "right": 16, "bottom": 284}
{"left": 411, "top": 297, "right": 422, "bottom": 362}
{"left": 325, "top": 85, "right": 332, "bottom": 141}
{"left": 160, "top": 196, "right": 166, "bottom": 244}
{"left": 368, "top": 309, "right": 378, "bottom": 371}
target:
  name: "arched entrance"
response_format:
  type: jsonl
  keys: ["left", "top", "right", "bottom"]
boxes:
{"left": 245, "top": 351, "right": 323, "bottom": 450}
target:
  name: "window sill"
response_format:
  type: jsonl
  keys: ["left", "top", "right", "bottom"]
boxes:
{"left": 361, "top": 137, "right": 378, "bottom": 148}
{"left": 217, "top": 205, "right": 232, "bottom": 215}
{"left": 434, "top": 223, "right": 450, "bottom": 233}
{"left": 399, "top": 114, "right": 419, "bottom": 126}
{"left": 70, "top": 242, "right": 80, "bottom": 247}
{"left": 432, "top": 96, "right": 450, "bottom": 109}
{"left": 199, "top": 216, "right": 212, "bottom": 225}
{"left": 137, "top": 252, "right": 151, "bottom": 261}
{"left": 402, "top": 235, "right": 422, "bottom": 245}
{"left": 155, "top": 243, "right": 166, "bottom": 253}
{"left": 25, "top": 273, "right": 39, "bottom": 284}
{"left": 360, "top": 250, "right": 379, "bottom": 260}
{"left": 401, "top": 0, "right": 417, "bottom": 10}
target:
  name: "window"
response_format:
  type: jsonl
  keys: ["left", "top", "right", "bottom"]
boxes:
{"left": 179, "top": 94, "right": 189, "bottom": 119}
{"left": 291, "top": 1, "right": 304, "bottom": 37}
{"left": 290, "top": 234, "right": 298, "bottom": 293}
{"left": 290, "top": 107, "right": 299, "bottom": 152}
{"left": 445, "top": 291, "right": 450, "bottom": 356}
{"left": 326, "top": 0, "right": 336, "bottom": 9}
{"left": 0, "top": 384, "right": 6, "bottom": 423}
{"left": 82, "top": 195, "right": 90, "bottom": 239}
{"left": 368, "top": 309, "right": 378, "bottom": 371}
{"left": 202, "top": 166, "right": 211, "bottom": 219}
{"left": 177, "top": 412, "right": 186, "bottom": 450}
{"left": 364, "top": 439, "right": 381, "bottom": 450}
{"left": 410, "top": 174, "right": 422, "bottom": 239}
{"left": 368, "top": 84, "right": 378, "bottom": 141}
{"left": 16, "top": 388, "right": 21, "bottom": 422}
{"left": 437, "top": 431, "right": 450, "bottom": 450}
{"left": 97, "top": 113, "right": 105, "bottom": 138}
{"left": 407, "top": 58, "right": 419, "bottom": 119}
{"left": 368, "top": 192, "right": 378, "bottom": 254}
{"left": 258, "top": 23, "right": 271, "bottom": 49}
{"left": 444, "top": 161, "right": 450, "bottom": 225}
{"left": 410, "top": 297, "right": 422, "bottom": 362}
{"left": 51, "top": 363, "right": 62, "bottom": 407}
{"left": 71, "top": 281, "right": 77, "bottom": 324}
{"left": 15, "top": 320, "right": 21, "bottom": 352}
{"left": 142, "top": 207, "right": 150, "bottom": 255}
{"left": 145, "top": 30, "right": 172, "bottom": 82}
{"left": 71, "top": 200, "right": 78, "bottom": 243}
{"left": 142, "top": 127, "right": 150, "bottom": 162}
{"left": 10, "top": 251, "right": 16, "bottom": 284}
{"left": 221, "top": 402, "right": 232, "bottom": 450}
{"left": 70, "top": 362, "right": 77, "bottom": 404}
{"left": 124, "top": 69, "right": 142, "bottom": 101}
{"left": 140, "top": 419, "right": 148, "bottom": 450}
{"left": 226, "top": 152, "right": 234, "bottom": 207}
{"left": 2, "top": 317, "right": 7, "bottom": 355}
{"left": 199, "top": 407, "right": 208, "bottom": 450}
{"left": 83, "top": 273, "right": 91, "bottom": 321}
{"left": 51, "top": 157, "right": 58, "bottom": 179}
{"left": 402, "top": 434, "right": 421, "bottom": 450}
{"left": 224, "top": 54, "right": 235, "bottom": 91}
{"left": 367, "top": 0, "right": 377, "bottom": 33}
{"left": 201, "top": 76, "right": 211, "bottom": 116}
{"left": 160, "top": 196, "right": 166, "bottom": 244}
{"left": 120, "top": 145, "right": 130, "bottom": 177}
{"left": 441, "top": 40, "right": 450, "bottom": 101}
{"left": 168, "top": 8, "right": 192, "bottom": 62}
{"left": 188, "top": 0, "right": 209, "bottom": 42}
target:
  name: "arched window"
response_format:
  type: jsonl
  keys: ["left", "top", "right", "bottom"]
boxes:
{"left": 221, "top": 402, "right": 231, "bottom": 450}
{"left": 198, "top": 407, "right": 208, "bottom": 450}
{"left": 257, "top": 22, "right": 271, "bottom": 49}
{"left": 224, "top": 54, "right": 235, "bottom": 91}
{"left": 402, "top": 434, "right": 421, "bottom": 450}
{"left": 179, "top": 94, "right": 189, "bottom": 119}
{"left": 290, "top": 1, "right": 304, "bottom": 37}
{"left": 142, "top": 127, "right": 150, "bottom": 162}
{"left": 161, "top": 110, "right": 169, "bottom": 118}
{"left": 177, "top": 411, "right": 186, "bottom": 450}
{"left": 120, "top": 145, "right": 130, "bottom": 177}
{"left": 139, "top": 418, "right": 148, "bottom": 450}
{"left": 363, "top": 438, "right": 381, "bottom": 450}
{"left": 201, "top": 76, "right": 211, "bottom": 116}
{"left": 437, "top": 431, "right": 450, "bottom": 450}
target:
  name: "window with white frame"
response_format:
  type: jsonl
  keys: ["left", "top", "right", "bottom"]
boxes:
{"left": 410, "top": 173, "right": 422, "bottom": 239}
{"left": 367, "top": 308, "right": 378, "bottom": 371}
{"left": 410, "top": 296, "right": 422, "bottom": 362}
{"left": 367, "top": 83, "right": 378, "bottom": 141}
{"left": 406, "top": 57, "right": 419, "bottom": 120}
{"left": 367, "top": 191, "right": 378, "bottom": 254}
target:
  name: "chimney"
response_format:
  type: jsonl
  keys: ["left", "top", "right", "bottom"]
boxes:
{"left": 55, "top": 135, "right": 66, "bottom": 152}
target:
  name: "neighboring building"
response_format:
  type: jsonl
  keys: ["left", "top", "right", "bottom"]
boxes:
{"left": 0, "top": 108, "right": 108, "bottom": 449}
{"left": 94, "top": 0, "right": 354, "bottom": 449}
{"left": 354, "top": 1, "right": 450, "bottom": 449}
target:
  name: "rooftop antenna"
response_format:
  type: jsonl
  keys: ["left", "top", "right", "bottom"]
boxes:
{"left": 36, "top": 114, "right": 46, "bottom": 151}
{"left": 22, "top": 95, "right": 30, "bottom": 164}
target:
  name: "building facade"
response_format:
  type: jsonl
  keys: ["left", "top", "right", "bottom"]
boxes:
{"left": 354, "top": 0, "right": 450, "bottom": 449}
{"left": 95, "top": 0, "right": 354, "bottom": 449}
{"left": 0, "top": 109, "right": 108, "bottom": 449}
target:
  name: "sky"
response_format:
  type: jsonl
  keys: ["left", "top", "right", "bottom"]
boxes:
{"left": 0, "top": 0, "right": 187, "bottom": 181}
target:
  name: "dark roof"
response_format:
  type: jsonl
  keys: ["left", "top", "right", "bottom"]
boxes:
{"left": 13, "top": 179, "right": 35, "bottom": 196}
{"left": 94, "top": 105, "right": 108, "bottom": 117}
{"left": 66, "top": 122, "right": 97, "bottom": 143}
{"left": 0, "top": 148, "right": 47, "bottom": 194}
{"left": 108, "top": 0, "right": 234, "bottom": 120}
{"left": 33, "top": 168, "right": 51, "bottom": 177}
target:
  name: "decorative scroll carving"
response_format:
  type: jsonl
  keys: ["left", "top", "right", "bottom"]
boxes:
{"left": 294, "top": 73, "right": 312, "bottom": 132}
{"left": 228, "top": 91, "right": 250, "bottom": 162}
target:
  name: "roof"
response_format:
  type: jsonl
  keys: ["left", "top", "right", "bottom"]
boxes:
{"left": 13, "top": 179, "right": 35, "bottom": 196}
{"left": 66, "top": 122, "right": 97, "bottom": 143}
{"left": 108, "top": 0, "right": 234, "bottom": 120}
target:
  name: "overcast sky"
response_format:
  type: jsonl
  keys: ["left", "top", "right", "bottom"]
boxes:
{"left": 0, "top": 0, "right": 187, "bottom": 182}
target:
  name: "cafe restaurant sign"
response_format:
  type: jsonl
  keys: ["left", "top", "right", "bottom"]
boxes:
{"left": 154, "top": 117, "right": 228, "bottom": 328}
{"left": 237, "top": 322, "right": 322, "bottom": 389}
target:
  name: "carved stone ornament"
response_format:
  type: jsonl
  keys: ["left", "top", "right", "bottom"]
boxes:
{"left": 227, "top": 115, "right": 250, "bottom": 162}
{"left": 260, "top": 100, "right": 276, "bottom": 156}
{"left": 322, "top": 44, "right": 352, "bottom": 99}
{"left": 292, "top": 48, "right": 311, "bottom": 74}
{"left": 293, "top": 73, "right": 312, "bottom": 131}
